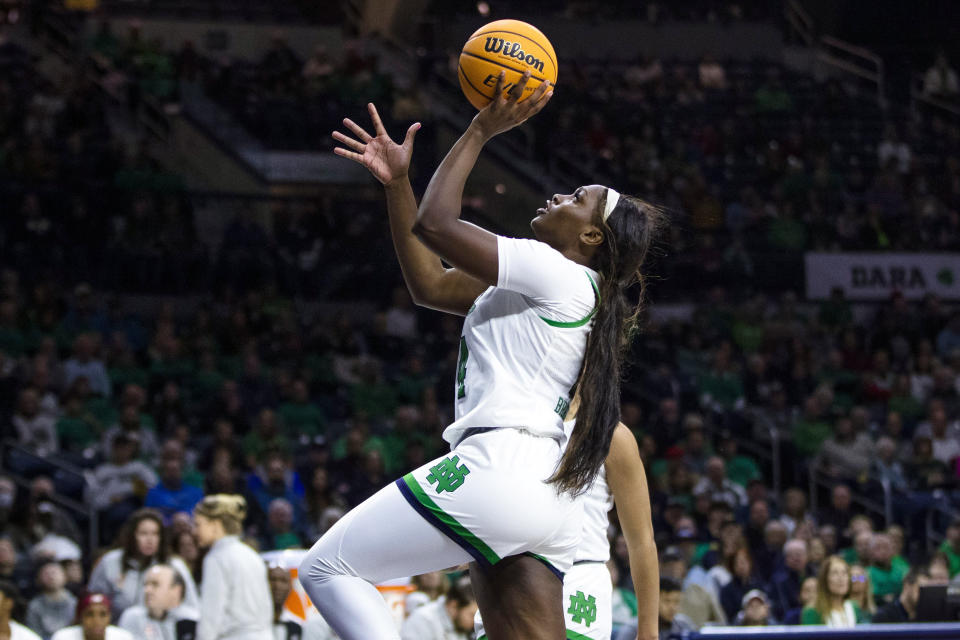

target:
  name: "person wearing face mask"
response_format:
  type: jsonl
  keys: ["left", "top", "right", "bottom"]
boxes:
{"left": 49, "top": 594, "right": 133, "bottom": 640}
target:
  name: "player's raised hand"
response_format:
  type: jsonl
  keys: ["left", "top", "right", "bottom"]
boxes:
{"left": 471, "top": 70, "right": 552, "bottom": 141}
{"left": 332, "top": 103, "right": 420, "bottom": 186}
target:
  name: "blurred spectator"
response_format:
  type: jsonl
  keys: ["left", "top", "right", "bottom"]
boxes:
{"left": 771, "top": 539, "right": 810, "bottom": 621}
{"left": 26, "top": 562, "right": 76, "bottom": 639}
{"left": 652, "top": 576, "right": 693, "bottom": 640}
{"left": 49, "top": 593, "right": 132, "bottom": 640}
{"left": 12, "top": 388, "right": 57, "bottom": 454}
{"left": 818, "top": 416, "right": 874, "bottom": 481}
{"left": 913, "top": 402, "right": 960, "bottom": 464}
{"left": 754, "top": 71, "right": 793, "bottom": 113}
{"left": 400, "top": 575, "right": 476, "bottom": 640}
{"left": 102, "top": 404, "right": 160, "bottom": 464}
{"left": 87, "top": 433, "right": 157, "bottom": 532}
{"left": 24, "top": 478, "right": 83, "bottom": 548}
{"left": 405, "top": 572, "right": 449, "bottom": 616}
{"left": 693, "top": 457, "right": 746, "bottom": 511}
{"left": 87, "top": 509, "right": 199, "bottom": 618}
{"left": 779, "top": 488, "right": 815, "bottom": 538}
{"left": 923, "top": 52, "right": 959, "bottom": 98}
{"left": 718, "top": 547, "right": 764, "bottom": 622}
{"left": 698, "top": 55, "right": 727, "bottom": 90}
{"left": 783, "top": 576, "right": 817, "bottom": 625}
{"left": 63, "top": 334, "right": 110, "bottom": 399}
{"left": 117, "top": 564, "right": 199, "bottom": 640}
{"left": 736, "top": 589, "right": 775, "bottom": 626}
{"left": 938, "top": 518, "right": 960, "bottom": 577}
{"left": 818, "top": 485, "right": 856, "bottom": 541}
{"left": 267, "top": 565, "right": 302, "bottom": 640}
{"left": 193, "top": 495, "right": 271, "bottom": 640}
{"left": 872, "top": 567, "right": 931, "bottom": 623}
{"left": 877, "top": 126, "right": 912, "bottom": 175}
{"left": 716, "top": 432, "right": 760, "bottom": 488}
{"left": 260, "top": 499, "right": 302, "bottom": 551}
{"left": 243, "top": 410, "right": 289, "bottom": 469}
{"left": 872, "top": 438, "right": 909, "bottom": 492}
{"left": 250, "top": 451, "right": 303, "bottom": 518}
{"left": 303, "top": 467, "right": 346, "bottom": 540}
{"left": 0, "top": 580, "right": 42, "bottom": 640}
{"left": 145, "top": 440, "right": 204, "bottom": 522}
{"left": 906, "top": 435, "right": 949, "bottom": 490}
{"left": 849, "top": 564, "right": 876, "bottom": 621}
{"left": 660, "top": 545, "right": 726, "bottom": 627}
{"left": 868, "top": 534, "right": 907, "bottom": 605}
{"left": 277, "top": 379, "right": 326, "bottom": 439}
{"left": 753, "top": 520, "right": 787, "bottom": 582}
{"left": 801, "top": 556, "right": 865, "bottom": 626}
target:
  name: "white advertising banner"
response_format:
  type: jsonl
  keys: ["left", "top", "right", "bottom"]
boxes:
{"left": 805, "top": 253, "right": 960, "bottom": 300}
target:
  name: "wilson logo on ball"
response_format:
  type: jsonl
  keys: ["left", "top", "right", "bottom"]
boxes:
{"left": 483, "top": 37, "right": 546, "bottom": 73}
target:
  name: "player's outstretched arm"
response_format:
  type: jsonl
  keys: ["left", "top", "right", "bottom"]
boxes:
{"left": 414, "top": 71, "right": 552, "bottom": 286}
{"left": 332, "top": 103, "right": 487, "bottom": 316}
{"left": 606, "top": 424, "right": 658, "bottom": 640}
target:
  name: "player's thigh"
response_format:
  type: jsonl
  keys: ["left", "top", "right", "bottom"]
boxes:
{"left": 470, "top": 556, "right": 565, "bottom": 640}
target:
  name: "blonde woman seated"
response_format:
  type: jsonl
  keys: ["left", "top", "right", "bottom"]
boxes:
{"left": 801, "top": 556, "right": 867, "bottom": 627}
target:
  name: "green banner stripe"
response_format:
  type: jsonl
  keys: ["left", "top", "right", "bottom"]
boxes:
{"left": 401, "top": 474, "right": 501, "bottom": 565}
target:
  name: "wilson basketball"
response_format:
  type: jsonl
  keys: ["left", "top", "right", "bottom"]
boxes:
{"left": 458, "top": 19, "right": 558, "bottom": 110}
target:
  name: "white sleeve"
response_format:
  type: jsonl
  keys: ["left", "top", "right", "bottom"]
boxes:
{"left": 496, "top": 237, "right": 597, "bottom": 322}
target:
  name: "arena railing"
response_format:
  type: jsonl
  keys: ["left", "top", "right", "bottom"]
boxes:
{"left": 678, "top": 622, "right": 960, "bottom": 639}
{"left": 784, "top": 0, "right": 886, "bottom": 108}
{"left": 0, "top": 439, "right": 98, "bottom": 556}
{"left": 910, "top": 74, "right": 960, "bottom": 122}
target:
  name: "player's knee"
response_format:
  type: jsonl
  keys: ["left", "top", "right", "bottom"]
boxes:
{"left": 299, "top": 540, "right": 347, "bottom": 588}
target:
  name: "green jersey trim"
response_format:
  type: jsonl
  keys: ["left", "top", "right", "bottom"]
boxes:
{"left": 539, "top": 272, "right": 600, "bottom": 328}
{"left": 397, "top": 474, "right": 501, "bottom": 566}
{"left": 480, "top": 630, "right": 590, "bottom": 640}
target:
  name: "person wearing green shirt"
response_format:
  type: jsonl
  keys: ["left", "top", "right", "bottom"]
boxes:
{"left": 801, "top": 556, "right": 866, "bottom": 627}
{"left": 242, "top": 408, "right": 290, "bottom": 468}
{"left": 717, "top": 432, "right": 761, "bottom": 488}
{"left": 792, "top": 397, "right": 833, "bottom": 458}
{"left": 278, "top": 380, "right": 326, "bottom": 439}
{"left": 939, "top": 519, "right": 960, "bottom": 577}
{"left": 56, "top": 393, "right": 101, "bottom": 450}
{"left": 868, "top": 534, "right": 907, "bottom": 606}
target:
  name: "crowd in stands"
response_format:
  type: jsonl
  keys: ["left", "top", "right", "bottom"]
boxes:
{"left": 3, "top": 6, "right": 960, "bottom": 640}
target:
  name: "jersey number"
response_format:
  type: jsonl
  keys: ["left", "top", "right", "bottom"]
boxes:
{"left": 456, "top": 337, "right": 468, "bottom": 399}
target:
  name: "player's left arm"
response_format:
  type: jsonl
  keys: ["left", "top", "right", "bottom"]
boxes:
{"left": 605, "top": 423, "right": 658, "bottom": 640}
{"left": 413, "top": 71, "right": 552, "bottom": 285}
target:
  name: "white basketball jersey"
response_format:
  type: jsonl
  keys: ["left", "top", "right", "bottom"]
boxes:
{"left": 443, "top": 237, "right": 599, "bottom": 447}
{"left": 563, "top": 420, "right": 614, "bottom": 563}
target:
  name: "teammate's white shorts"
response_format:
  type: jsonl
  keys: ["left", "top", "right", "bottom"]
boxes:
{"left": 474, "top": 561, "right": 613, "bottom": 639}
{"left": 396, "top": 427, "right": 582, "bottom": 578}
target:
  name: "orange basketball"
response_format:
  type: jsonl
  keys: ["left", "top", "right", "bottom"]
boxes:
{"left": 458, "top": 19, "right": 558, "bottom": 110}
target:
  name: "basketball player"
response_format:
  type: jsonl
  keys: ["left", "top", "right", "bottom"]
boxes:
{"left": 476, "top": 395, "right": 659, "bottom": 640}
{"left": 299, "top": 71, "right": 659, "bottom": 640}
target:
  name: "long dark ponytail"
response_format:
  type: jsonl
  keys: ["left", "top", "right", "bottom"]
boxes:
{"left": 548, "top": 191, "right": 660, "bottom": 495}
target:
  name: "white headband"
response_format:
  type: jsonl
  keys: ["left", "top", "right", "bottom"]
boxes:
{"left": 603, "top": 187, "right": 621, "bottom": 222}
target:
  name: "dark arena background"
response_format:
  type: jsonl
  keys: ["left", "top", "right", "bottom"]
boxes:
{"left": 1, "top": 0, "right": 960, "bottom": 638}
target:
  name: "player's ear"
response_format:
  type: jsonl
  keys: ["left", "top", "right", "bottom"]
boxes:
{"left": 579, "top": 225, "right": 603, "bottom": 247}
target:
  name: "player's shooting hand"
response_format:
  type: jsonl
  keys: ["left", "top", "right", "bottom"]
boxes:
{"left": 332, "top": 102, "right": 420, "bottom": 186}
{"left": 471, "top": 70, "right": 552, "bottom": 141}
